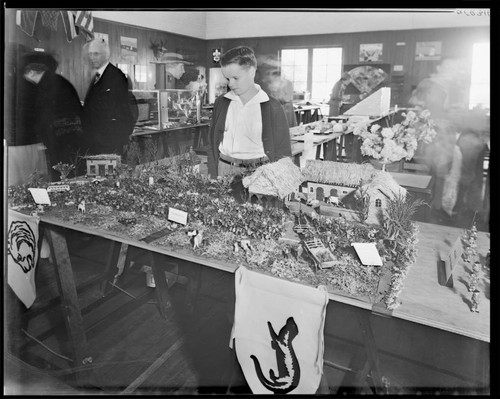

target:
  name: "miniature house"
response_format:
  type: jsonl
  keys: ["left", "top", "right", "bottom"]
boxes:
{"left": 301, "top": 160, "right": 406, "bottom": 224}
{"left": 85, "top": 154, "right": 122, "bottom": 177}
{"left": 242, "top": 157, "right": 305, "bottom": 208}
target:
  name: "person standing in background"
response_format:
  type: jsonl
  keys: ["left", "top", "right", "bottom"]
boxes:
{"left": 82, "top": 38, "right": 134, "bottom": 155}
{"left": 265, "top": 70, "right": 297, "bottom": 128}
{"left": 207, "top": 46, "right": 292, "bottom": 180}
{"left": 328, "top": 72, "right": 351, "bottom": 117}
{"left": 23, "top": 52, "right": 85, "bottom": 181}
{"left": 410, "top": 57, "right": 487, "bottom": 227}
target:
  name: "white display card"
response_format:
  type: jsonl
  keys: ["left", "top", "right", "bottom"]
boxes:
{"left": 352, "top": 242, "right": 383, "bottom": 266}
{"left": 168, "top": 207, "right": 188, "bottom": 225}
{"left": 28, "top": 188, "right": 51, "bottom": 205}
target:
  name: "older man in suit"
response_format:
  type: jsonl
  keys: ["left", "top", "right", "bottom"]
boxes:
{"left": 82, "top": 38, "right": 134, "bottom": 155}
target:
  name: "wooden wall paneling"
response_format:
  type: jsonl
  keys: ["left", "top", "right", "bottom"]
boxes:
{"left": 205, "top": 26, "right": 488, "bottom": 108}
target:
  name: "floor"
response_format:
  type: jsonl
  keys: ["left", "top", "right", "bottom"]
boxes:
{"left": 5, "top": 230, "right": 250, "bottom": 395}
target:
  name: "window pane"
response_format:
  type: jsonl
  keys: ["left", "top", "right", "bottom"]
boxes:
{"left": 312, "top": 47, "right": 343, "bottom": 102}
{"left": 281, "top": 49, "right": 308, "bottom": 95}
{"left": 469, "top": 42, "right": 490, "bottom": 110}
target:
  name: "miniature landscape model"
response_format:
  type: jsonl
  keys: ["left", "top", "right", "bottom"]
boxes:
{"left": 9, "top": 152, "right": 429, "bottom": 310}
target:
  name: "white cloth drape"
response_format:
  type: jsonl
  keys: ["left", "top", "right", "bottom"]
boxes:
{"left": 7, "top": 210, "right": 40, "bottom": 308}
{"left": 230, "top": 266, "right": 329, "bottom": 394}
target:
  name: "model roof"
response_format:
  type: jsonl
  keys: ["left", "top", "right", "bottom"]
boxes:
{"left": 242, "top": 157, "right": 305, "bottom": 198}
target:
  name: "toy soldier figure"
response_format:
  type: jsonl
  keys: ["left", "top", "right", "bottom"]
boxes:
{"left": 470, "top": 290, "right": 481, "bottom": 313}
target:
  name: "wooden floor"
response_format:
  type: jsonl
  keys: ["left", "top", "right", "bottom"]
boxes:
{"left": 5, "top": 230, "right": 251, "bottom": 395}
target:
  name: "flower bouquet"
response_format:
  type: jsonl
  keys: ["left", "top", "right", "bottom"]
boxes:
{"left": 353, "top": 109, "right": 437, "bottom": 170}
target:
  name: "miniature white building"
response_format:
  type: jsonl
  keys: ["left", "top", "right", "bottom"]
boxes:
{"left": 301, "top": 160, "right": 406, "bottom": 224}
{"left": 85, "top": 154, "right": 122, "bottom": 177}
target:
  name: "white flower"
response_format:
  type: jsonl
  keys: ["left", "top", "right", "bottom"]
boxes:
{"left": 381, "top": 127, "right": 394, "bottom": 139}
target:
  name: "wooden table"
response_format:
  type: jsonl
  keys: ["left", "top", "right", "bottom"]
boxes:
{"left": 23, "top": 212, "right": 490, "bottom": 392}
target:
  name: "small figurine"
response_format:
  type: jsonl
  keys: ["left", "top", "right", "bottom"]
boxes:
{"left": 470, "top": 290, "right": 481, "bottom": 313}
{"left": 187, "top": 229, "right": 203, "bottom": 249}
{"left": 240, "top": 239, "right": 253, "bottom": 253}
{"left": 468, "top": 272, "right": 479, "bottom": 292}
{"left": 472, "top": 261, "right": 482, "bottom": 274}
{"left": 78, "top": 200, "right": 86, "bottom": 213}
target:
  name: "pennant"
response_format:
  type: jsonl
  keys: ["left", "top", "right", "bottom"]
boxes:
{"left": 16, "top": 10, "right": 39, "bottom": 37}
{"left": 7, "top": 210, "right": 40, "bottom": 309}
{"left": 40, "top": 10, "right": 59, "bottom": 32}
{"left": 74, "top": 10, "right": 94, "bottom": 41}
{"left": 230, "top": 266, "right": 329, "bottom": 394}
{"left": 60, "top": 10, "right": 78, "bottom": 42}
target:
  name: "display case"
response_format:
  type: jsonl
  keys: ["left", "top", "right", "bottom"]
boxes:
{"left": 130, "top": 89, "right": 201, "bottom": 130}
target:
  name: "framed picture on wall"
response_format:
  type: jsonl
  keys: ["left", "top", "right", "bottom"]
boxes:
{"left": 120, "top": 36, "right": 138, "bottom": 63}
{"left": 415, "top": 41, "right": 442, "bottom": 61}
{"left": 359, "top": 43, "right": 383, "bottom": 62}
{"left": 94, "top": 32, "right": 108, "bottom": 43}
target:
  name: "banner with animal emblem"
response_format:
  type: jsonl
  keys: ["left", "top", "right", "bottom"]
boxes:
{"left": 230, "top": 266, "right": 329, "bottom": 394}
{"left": 7, "top": 210, "right": 40, "bottom": 308}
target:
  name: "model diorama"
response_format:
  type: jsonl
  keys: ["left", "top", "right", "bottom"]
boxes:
{"left": 7, "top": 156, "right": 435, "bottom": 310}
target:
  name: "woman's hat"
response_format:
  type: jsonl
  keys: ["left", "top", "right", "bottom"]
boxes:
{"left": 153, "top": 52, "right": 192, "bottom": 65}
{"left": 22, "top": 51, "right": 58, "bottom": 73}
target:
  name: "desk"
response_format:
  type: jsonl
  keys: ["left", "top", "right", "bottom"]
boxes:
{"left": 131, "top": 123, "right": 210, "bottom": 159}
{"left": 27, "top": 211, "right": 489, "bottom": 391}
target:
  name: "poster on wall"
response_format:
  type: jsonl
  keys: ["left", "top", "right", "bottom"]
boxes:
{"left": 94, "top": 32, "right": 108, "bottom": 43}
{"left": 120, "top": 36, "right": 138, "bottom": 63}
{"left": 359, "top": 43, "right": 383, "bottom": 62}
{"left": 415, "top": 41, "right": 442, "bottom": 61}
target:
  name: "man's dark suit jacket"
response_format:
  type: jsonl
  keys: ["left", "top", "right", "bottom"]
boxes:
{"left": 83, "top": 63, "right": 134, "bottom": 155}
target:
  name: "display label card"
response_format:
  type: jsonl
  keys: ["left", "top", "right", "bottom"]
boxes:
{"left": 168, "top": 207, "right": 188, "bottom": 225}
{"left": 28, "top": 188, "right": 51, "bottom": 205}
{"left": 352, "top": 242, "right": 383, "bottom": 266}
{"left": 47, "top": 184, "right": 70, "bottom": 192}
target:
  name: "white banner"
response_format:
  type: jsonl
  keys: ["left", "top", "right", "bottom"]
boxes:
{"left": 230, "top": 266, "right": 329, "bottom": 394}
{"left": 7, "top": 210, "right": 40, "bottom": 308}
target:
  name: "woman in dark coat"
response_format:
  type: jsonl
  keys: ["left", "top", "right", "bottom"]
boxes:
{"left": 23, "top": 52, "right": 85, "bottom": 180}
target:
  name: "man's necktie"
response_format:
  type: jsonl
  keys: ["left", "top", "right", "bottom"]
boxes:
{"left": 94, "top": 72, "right": 101, "bottom": 85}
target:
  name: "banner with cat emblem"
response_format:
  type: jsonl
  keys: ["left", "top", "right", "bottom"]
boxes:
{"left": 7, "top": 210, "right": 40, "bottom": 308}
{"left": 230, "top": 266, "right": 329, "bottom": 394}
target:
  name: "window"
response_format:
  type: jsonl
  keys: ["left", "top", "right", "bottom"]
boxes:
{"left": 469, "top": 42, "right": 490, "bottom": 111}
{"left": 281, "top": 47, "right": 343, "bottom": 103}
{"left": 375, "top": 199, "right": 382, "bottom": 208}
{"left": 281, "top": 49, "right": 308, "bottom": 93}
{"left": 312, "top": 48, "right": 343, "bottom": 103}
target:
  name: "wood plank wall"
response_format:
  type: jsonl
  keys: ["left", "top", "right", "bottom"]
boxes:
{"left": 4, "top": 10, "right": 206, "bottom": 100}
{"left": 204, "top": 26, "right": 489, "bottom": 106}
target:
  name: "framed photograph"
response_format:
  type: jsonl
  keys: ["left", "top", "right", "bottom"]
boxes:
{"left": 359, "top": 43, "right": 383, "bottom": 62}
{"left": 120, "top": 36, "right": 138, "bottom": 63}
{"left": 415, "top": 41, "right": 442, "bottom": 61}
{"left": 94, "top": 32, "right": 109, "bottom": 43}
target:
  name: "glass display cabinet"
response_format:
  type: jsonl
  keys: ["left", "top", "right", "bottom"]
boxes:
{"left": 130, "top": 89, "right": 201, "bottom": 130}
